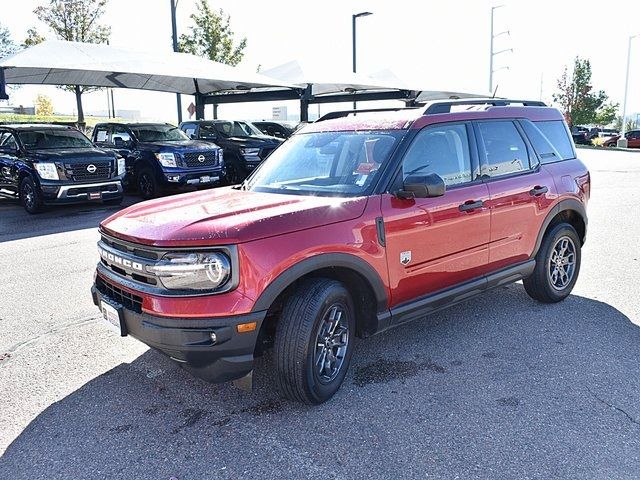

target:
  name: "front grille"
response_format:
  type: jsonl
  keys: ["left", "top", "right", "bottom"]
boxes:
{"left": 65, "top": 161, "right": 112, "bottom": 182}
{"left": 101, "top": 234, "right": 159, "bottom": 260}
{"left": 96, "top": 276, "right": 143, "bottom": 313}
{"left": 259, "top": 147, "right": 275, "bottom": 160}
{"left": 183, "top": 151, "right": 219, "bottom": 167}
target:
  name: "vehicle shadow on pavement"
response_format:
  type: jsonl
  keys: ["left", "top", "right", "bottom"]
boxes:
{"left": 0, "top": 196, "right": 142, "bottom": 243}
{"left": 3, "top": 284, "right": 640, "bottom": 479}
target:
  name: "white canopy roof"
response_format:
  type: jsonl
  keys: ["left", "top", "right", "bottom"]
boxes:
{"left": 0, "top": 40, "right": 293, "bottom": 95}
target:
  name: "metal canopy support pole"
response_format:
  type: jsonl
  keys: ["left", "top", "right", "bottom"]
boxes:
{"left": 300, "top": 85, "right": 312, "bottom": 122}
{"left": 619, "top": 34, "right": 638, "bottom": 147}
{"left": 213, "top": 104, "right": 218, "bottom": 119}
{"left": 195, "top": 94, "right": 205, "bottom": 120}
{"left": 0, "top": 68, "right": 8, "bottom": 101}
{"left": 170, "top": 0, "right": 182, "bottom": 124}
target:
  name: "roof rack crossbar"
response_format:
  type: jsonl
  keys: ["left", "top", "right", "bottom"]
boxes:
{"left": 423, "top": 98, "right": 547, "bottom": 115}
{"left": 316, "top": 107, "right": 419, "bottom": 123}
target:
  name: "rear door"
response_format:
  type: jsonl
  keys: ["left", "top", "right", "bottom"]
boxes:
{"left": 475, "top": 120, "right": 555, "bottom": 271}
{"left": 628, "top": 131, "right": 640, "bottom": 148}
{"left": 381, "top": 122, "right": 491, "bottom": 307}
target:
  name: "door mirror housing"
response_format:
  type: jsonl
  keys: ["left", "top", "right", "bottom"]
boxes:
{"left": 397, "top": 173, "right": 446, "bottom": 199}
{"left": 0, "top": 145, "right": 19, "bottom": 156}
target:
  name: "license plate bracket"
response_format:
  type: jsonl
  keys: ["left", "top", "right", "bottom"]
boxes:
{"left": 100, "top": 299, "right": 126, "bottom": 336}
{"left": 88, "top": 191, "right": 102, "bottom": 200}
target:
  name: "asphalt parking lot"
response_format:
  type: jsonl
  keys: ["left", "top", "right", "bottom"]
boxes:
{"left": 1, "top": 148, "right": 640, "bottom": 479}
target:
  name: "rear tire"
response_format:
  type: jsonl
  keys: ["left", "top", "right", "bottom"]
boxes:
{"left": 137, "top": 168, "right": 161, "bottom": 199}
{"left": 274, "top": 278, "right": 355, "bottom": 404}
{"left": 524, "top": 223, "right": 581, "bottom": 303}
{"left": 20, "top": 176, "right": 44, "bottom": 214}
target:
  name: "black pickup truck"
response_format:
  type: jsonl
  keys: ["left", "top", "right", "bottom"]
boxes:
{"left": 0, "top": 124, "right": 124, "bottom": 213}
{"left": 92, "top": 122, "right": 224, "bottom": 199}
{"left": 179, "top": 120, "right": 282, "bottom": 183}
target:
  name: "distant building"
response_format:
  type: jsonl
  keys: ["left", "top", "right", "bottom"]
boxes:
{"left": 0, "top": 105, "right": 36, "bottom": 115}
{"left": 87, "top": 109, "right": 141, "bottom": 120}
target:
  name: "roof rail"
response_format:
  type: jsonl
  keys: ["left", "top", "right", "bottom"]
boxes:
{"left": 423, "top": 98, "right": 547, "bottom": 115}
{"left": 315, "top": 107, "right": 419, "bottom": 123}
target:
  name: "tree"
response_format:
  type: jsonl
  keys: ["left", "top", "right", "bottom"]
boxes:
{"left": 0, "top": 22, "right": 17, "bottom": 58}
{"left": 553, "top": 57, "right": 618, "bottom": 128}
{"left": 34, "top": 93, "right": 54, "bottom": 116}
{"left": 178, "top": 0, "right": 247, "bottom": 66}
{"left": 27, "top": 0, "right": 111, "bottom": 125}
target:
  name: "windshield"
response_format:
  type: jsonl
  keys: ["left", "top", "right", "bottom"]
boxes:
{"left": 18, "top": 129, "right": 93, "bottom": 150}
{"left": 130, "top": 124, "right": 188, "bottom": 142}
{"left": 245, "top": 130, "right": 404, "bottom": 197}
{"left": 211, "top": 121, "right": 262, "bottom": 137}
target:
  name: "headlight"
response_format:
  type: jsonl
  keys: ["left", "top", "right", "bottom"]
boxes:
{"left": 240, "top": 148, "right": 260, "bottom": 157}
{"left": 34, "top": 162, "right": 59, "bottom": 180}
{"left": 117, "top": 157, "right": 126, "bottom": 176}
{"left": 147, "top": 252, "right": 231, "bottom": 291}
{"left": 219, "top": 150, "right": 224, "bottom": 165}
{"left": 154, "top": 152, "right": 177, "bottom": 168}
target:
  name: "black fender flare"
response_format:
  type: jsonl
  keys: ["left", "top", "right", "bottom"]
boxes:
{"left": 531, "top": 198, "right": 587, "bottom": 257}
{"left": 251, "top": 253, "right": 389, "bottom": 313}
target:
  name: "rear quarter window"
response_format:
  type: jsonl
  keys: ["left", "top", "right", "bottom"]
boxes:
{"left": 533, "top": 120, "right": 576, "bottom": 162}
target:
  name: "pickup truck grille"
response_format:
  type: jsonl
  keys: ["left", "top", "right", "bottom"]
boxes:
{"left": 65, "top": 161, "right": 112, "bottom": 182}
{"left": 182, "top": 151, "right": 219, "bottom": 168}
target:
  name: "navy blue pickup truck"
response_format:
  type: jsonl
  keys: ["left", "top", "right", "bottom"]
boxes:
{"left": 0, "top": 123, "right": 124, "bottom": 213}
{"left": 92, "top": 122, "right": 224, "bottom": 199}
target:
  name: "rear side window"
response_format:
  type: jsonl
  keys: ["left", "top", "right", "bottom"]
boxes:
{"left": 477, "top": 120, "right": 530, "bottom": 177}
{"left": 520, "top": 120, "right": 561, "bottom": 164}
{"left": 534, "top": 120, "right": 575, "bottom": 161}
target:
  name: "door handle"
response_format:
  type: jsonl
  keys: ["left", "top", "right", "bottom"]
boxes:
{"left": 529, "top": 185, "right": 549, "bottom": 196}
{"left": 459, "top": 200, "right": 484, "bottom": 212}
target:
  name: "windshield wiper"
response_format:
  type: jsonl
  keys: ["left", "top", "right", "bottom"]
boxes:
{"left": 404, "top": 163, "right": 431, "bottom": 176}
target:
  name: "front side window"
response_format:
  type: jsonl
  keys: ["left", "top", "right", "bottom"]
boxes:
{"left": 477, "top": 121, "right": 530, "bottom": 177}
{"left": 18, "top": 129, "right": 93, "bottom": 150}
{"left": 246, "top": 130, "right": 404, "bottom": 197}
{"left": 402, "top": 123, "right": 473, "bottom": 186}
{"left": 213, "top": 121, "right": 261, "bottom": 137}
{"left": 129, "top": 124, "right": 188, "bottom": 142}
{"left": 0, "top": 132, "right": 18, "bottom": 149}
{"left": 112, "top": 126, "right": 131, "bottom": 143}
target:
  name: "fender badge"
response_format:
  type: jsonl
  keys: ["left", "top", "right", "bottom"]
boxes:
{"left": 400, "top": 251, "right": 411, "bottom": 265}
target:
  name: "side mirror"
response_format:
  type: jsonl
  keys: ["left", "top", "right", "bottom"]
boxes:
{"left": 0, "top": 145, "right": 18, "bottom": 156}
{"left": 190, "top": 133, "right": 198, "bottom": 140}
{"left": 397, "top": 173, "right": 446, "bottom": 199}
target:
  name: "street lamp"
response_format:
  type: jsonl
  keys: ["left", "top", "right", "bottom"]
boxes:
{"left": 619, "top": 34, "right": 639, "bottom": 148}
{"left": 489, "top": 5, "right": 512, "bottom": 95}
{"left": 352, "top": 11, "right": 372, "bottom": 109}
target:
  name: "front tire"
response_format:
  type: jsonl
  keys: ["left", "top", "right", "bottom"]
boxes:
{"left": 137, "top": 168, "right": 162, "bottom": 199}
{"left": 274, "top": 278, "right": 355, "bottom": 404}
{"left": 524, "top": 223, "right": 581, "bottom": 303}
{"left": 20, "top": 176, "right": 44, "bottom": 214}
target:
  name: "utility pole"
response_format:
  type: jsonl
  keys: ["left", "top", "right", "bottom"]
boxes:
{"left": 489, "top": 5, "right": 511, "bottom": 95}
{"left": 352, "top": 11, "right": 372, "bottom": 110}
{"left": 170, "top": 0, "right": 183, "bottom": 124}
{"left": 619, "top": 34, "right": 639, "bottom": 147}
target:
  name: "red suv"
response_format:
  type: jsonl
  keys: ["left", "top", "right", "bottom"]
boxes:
{"left": 92, "top": 99, "right": 590, "bottom": 404}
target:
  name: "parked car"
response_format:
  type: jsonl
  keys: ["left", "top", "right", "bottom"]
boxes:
{"left": 603, "top": 129, "right": 640, "bottom": 148}
{"left": 0, "top": 123, "right": 124, "bottom": 213}
{"left": 588, "top": 127, "right": 619, "bottom": 140}
{"left": 179, "top": 120, "right": 283, "bottom": 183}
{"left": 92, "top": 122, "right": 224, "bottom": 199}
{"left": 571, "top": 125, "right": 590, "bottom": 145}
{"left": 92, "top": 99, "right": 589, "bottom": 404}
{"left": 252, "top": 120, "right": 299, "bottom": 139}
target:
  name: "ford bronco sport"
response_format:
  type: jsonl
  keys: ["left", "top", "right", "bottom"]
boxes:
{"left": 92, "top": 99, "right": 589, "bottom": 404}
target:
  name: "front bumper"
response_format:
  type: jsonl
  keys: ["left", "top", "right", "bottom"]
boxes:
{"left": 91, "top": 281, "right": 266, "bottom": 384}
{"left": 161, "top": 167, "right": 225, "bottom": 189}
{"left": 40, "top": 179, "right": 123, "bottom": 205}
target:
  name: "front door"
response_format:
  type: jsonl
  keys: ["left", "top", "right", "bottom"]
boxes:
{"left": 0, "top": 131, "right": 20, "bottom": 188}
{"left": 381, "top": 122, "right": 491, "bottom": 308}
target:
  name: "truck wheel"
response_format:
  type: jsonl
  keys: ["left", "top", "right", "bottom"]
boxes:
{"left": 524, "top": 223, "right": 581, "bottom": 303}
{"left": 20, "top": 176, "right": 44, "bottom": 214}
{"left": 274, "top": 278, "right": 355, "bottom": 404}
{"left": 137, "top": 168, "right": 161, "bottom": 199}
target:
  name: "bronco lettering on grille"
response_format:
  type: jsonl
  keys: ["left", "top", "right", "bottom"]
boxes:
{"left": 99, "top": 247, "right": 144, "bottom": 271}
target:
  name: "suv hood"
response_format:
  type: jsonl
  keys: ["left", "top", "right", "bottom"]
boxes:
{"left": 28, "top": 147, "right": 115, "bottom": 162}
{"left": 137, "top": 140, "right": 219, "bottom": 152}
{"left": 101, "top": 188, "right": 368, "bottom": 247}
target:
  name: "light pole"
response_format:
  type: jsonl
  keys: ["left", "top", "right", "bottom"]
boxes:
{"left": 489, "top": 5, "right": 511, "bottom": 95}
{"left": 352, "top": 11, "right": 372, "bottom": 110}
{"left": 170, "top": 0, "right": 182, "bottom": 124}
{"left": 619, "top": 34, "right": 639, "bottom": 147}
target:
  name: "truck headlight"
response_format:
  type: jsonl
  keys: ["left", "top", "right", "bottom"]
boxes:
{"left": 147, "top": 252, "right": 231, "bottom": 291}
{"left": 34, "top": 162, "right": 59, "bottom": 180}
{"left": 240, "top": 148, "right": 260, "bottom": 157}
{"left": 117, "top": 157, "right": 126, "bottom": 176}
{"left": 155, "top": 152, "right": 177, "bottom": 168}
